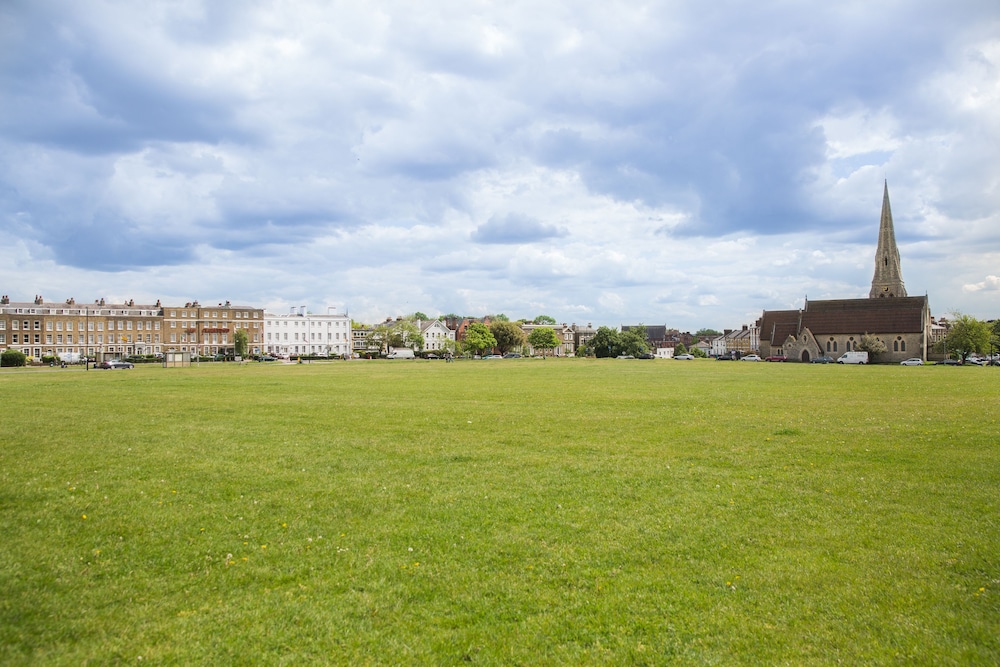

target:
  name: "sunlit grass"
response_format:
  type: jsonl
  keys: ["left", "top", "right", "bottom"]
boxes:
{"left": 1, "top": 359, "right": 998, "bottom": 664}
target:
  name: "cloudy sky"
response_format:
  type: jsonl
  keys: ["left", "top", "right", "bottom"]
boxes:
{"left": 2, "top": 1, "right": 998, "bottom": 329}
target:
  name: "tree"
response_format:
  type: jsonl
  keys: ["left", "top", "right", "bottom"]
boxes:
{"left": 490, "top": 321, "right": 526, "bottom": 355}
{"left": 412, "top": 311, "right": 429, "bottom": 321}
{"left": 991, "top": 320, "right": 1000, "bottom": 358}
{"left": 674, "top": 342, "right": 688, "bottom": 355}
{"left": 619, "top": 327, "right": 650, "bottom": 357}
{"left": 533, "top": 315, "right": 556, "bottom": 325}
{"left": 857, "top": 333, "right": 887, "bottom": 361}
{"left": 695, "top": 328, "right": 722, "bottom": 337}
{"left": 691, "top": 347, "right": 707, "bottom": 358}
{"left": 945, "top": 313, "right": 990, "bottom": 362}
{"left": 492, "top": 313, "right": 510, "bottom": 322}
{"left": 528, "top": 327, "right": 561, "bottom": 357}
{"left": 234, "top": 329, "right": 249, "bottom": 358}
{"left": 1, "top": 349, "right": 27, "bottom": 367}
{"left": 590, "top": 327, "right": 621, "bottom": 358}
{"left": 392, "top": 320, "right": 425, "bottom": 351}
{"left": 367, "top": 324, "right": 392, "bottom": 356}
{"left": 464, "top": 322, "right": 496, "bottom": 356}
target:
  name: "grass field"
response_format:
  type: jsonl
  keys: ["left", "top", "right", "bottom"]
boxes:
{"left": 1, "top": 359, "right": 998, "bottom": 665}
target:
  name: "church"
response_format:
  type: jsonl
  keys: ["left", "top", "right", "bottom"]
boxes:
{"left": 758, "top": 182, "right": 931, "bottom": 363}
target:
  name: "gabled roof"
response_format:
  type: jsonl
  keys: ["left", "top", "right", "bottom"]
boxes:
{"left": 803, "top": 296, "right": 926, "bottom": 334}
{"left": 759, "top": 309, "right": 801, "bottom": 345}
{"left": 760, "top": 296, "right": 927, "bottom": 343}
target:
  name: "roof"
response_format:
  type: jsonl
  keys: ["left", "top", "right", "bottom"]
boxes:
{"left": 803, "top": 297, "right": 927, "bottom": 334}
{"left": 760, "top": 297, "right": 927, "bottom": 343}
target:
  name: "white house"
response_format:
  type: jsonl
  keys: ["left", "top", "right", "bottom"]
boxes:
{"left": 264, "top": 307, "right": 352, "bottom": 357}
{"left": 418, "top": 319, "right": 455, "bottom": 352}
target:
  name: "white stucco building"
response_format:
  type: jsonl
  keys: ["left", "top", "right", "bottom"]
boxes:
{"left": 265, "top": 307, "right": 352, "bottom": 357}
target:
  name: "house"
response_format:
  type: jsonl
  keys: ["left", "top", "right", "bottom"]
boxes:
{"left": 418, "top": 319, "right": 456, "bottom": 353}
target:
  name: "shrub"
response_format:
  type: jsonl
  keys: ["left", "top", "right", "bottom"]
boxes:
{"left": 1, "top": 349, "right": 27, "bottom": 367}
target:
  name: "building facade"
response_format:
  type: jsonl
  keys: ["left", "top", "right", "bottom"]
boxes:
{"left": 163, "top": 301, "right": 264, "bottom": 358}
{"left": 0, "top": 295, "right": 164, "bottom": 361}
{"left": 264, "top": 307, "right": 352, "bottom": 358}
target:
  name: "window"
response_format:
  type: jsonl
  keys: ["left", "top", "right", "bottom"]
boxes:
{"left": 0, "top": 321, "right": 5, "bottom": 329}
{"left": 34, "top": 321, "right": 41, "bottom": 330}
{"left": 56, "top": 322, "right": 63, "bottom": 331}
{"left": 47, "top": 321, "right": 53, "bottom": 331}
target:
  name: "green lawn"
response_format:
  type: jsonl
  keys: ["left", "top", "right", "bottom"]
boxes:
{"left": 1, "top": 359, "right": 998, "bottom": 665}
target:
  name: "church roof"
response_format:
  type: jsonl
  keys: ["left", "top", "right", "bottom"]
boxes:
{"left": 760, "top": 296, "right": 927, "bottom": 343}
{"left": 759, "top": 309, "right": 801, "bottom": 345}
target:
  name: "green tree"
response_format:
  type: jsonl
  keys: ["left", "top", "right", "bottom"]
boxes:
{"left": 991, "top": 320, "right": 1000, "bottom": 357}
{"left": 590, "top": 327, "right": 620, "bottom": 358}
{"left": 674, "top": 342, "right": 688, "bottom": 355}
{"left": 945, "top": 313, "right": 990, "bottom": 362}
{"left": 492, "top": 313, "right": 510, "bottom": 322}
{"left": 490, "top": 321, "right": 526, "bottom": 355}
{"left": 464, "top": 322, "right": 496, "bottom": 356}
{"left": 691, "top": 347, "right": 707, "bottom": 358}
{"left": 695, "top": 328, "right": 722, "bottom": 337}
{"left": 1, "top": 349, "right": 27, "bottom": 367}
{"left": 367, "top": 324, "right": 392, "bottom": 356}
{"left": 412, "top": 311, "right": 429, "bottom": 321}
{"left": 533, "top": 315, "right": 556, "bottom": 325}
{"left": 528, "top": 327, "right": 561, "bottom": 357}
{"left": 392, "top": 320, "right": 424, "bottom": 351}
{"left": 619, "top": 327, "right": 650, "bottom": 357}
{"left": 857, "top": 333, "right": 887, "bottom": 360}
{"left": 234, "top": 329, "right": 249, "bottom": 358}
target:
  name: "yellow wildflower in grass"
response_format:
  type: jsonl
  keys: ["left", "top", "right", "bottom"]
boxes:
{"left": 81, "top": 514, "right": 87, "bottom": 520}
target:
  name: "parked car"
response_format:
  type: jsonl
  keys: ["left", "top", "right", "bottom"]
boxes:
{"left": 97, "top": 360, "right": 134, "bottom": 370}
{"left": 674, "top": 354, "right": 695, "bottom": 360}
{"left": 616, "top": 355, "right": 635, "bottom": 359}
{"left": 741, "top": 354, "right": 762, "bottom": 362}
{"left": 967, "top": 356, "right": 987, "bottom": 366}
{"left": 715, "top": 354, "right": 734, "bottom": 361}
{"left": 937, "top": 358, "right": 961, "bottom": 366}
{"left": 900, "top": 357, "right": 924, "bottom": 366}
{"left": 765, "top": 355, "right": 787, "bottom": 362}
{"left": 502, "top": 353, "right": 522, "bottom": 358}
{"left": 811, "top": 356, "right": 835, "bottom": 364}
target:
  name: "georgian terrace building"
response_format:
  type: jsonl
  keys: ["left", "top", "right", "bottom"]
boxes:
{"left": 0, "top": 295, "right": 163, "bottom": 361}
{"left": 162, "top": 301, "right": 264, "bottom": 358}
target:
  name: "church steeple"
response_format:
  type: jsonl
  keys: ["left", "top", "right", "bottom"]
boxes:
{"left": 869, "top": 181, "right": 907, "bottom": 298}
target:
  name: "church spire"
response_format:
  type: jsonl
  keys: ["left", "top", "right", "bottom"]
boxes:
{"left": 869, "top": 180, "right": 907, "bottom": 298}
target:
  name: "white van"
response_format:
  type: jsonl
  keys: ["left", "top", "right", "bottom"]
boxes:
{"left": 386, "top": 348, "right": 415, "bottom": 359}
{"left": 837, "top": 351, "right": 868, "bottom": 364}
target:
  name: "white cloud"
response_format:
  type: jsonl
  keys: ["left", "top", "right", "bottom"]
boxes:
{"left": 1, "top": 1, "right": 999, "bottom": 329}
{"left": 964, "top": 276, "right": 1000, "bottom": 292}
